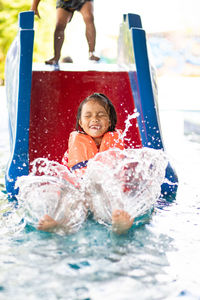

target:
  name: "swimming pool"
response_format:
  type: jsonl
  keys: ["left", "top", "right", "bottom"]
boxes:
{"left": 0, "top": 76, "right": 200, "bottom": 299}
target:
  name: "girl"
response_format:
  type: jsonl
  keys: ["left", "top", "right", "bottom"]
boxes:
{"left": 38, "top": 93, "right": 134, "bottom": 234}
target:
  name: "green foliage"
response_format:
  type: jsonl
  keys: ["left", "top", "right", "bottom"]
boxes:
{"left": 0, "top": 0, "right": 55, "bottom": 84}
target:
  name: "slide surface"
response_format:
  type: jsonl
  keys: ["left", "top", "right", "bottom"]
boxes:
{"left": 30, "top": 69, "right": 142, "bottom": 164}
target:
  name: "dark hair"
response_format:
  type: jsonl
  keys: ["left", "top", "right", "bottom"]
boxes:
{"left": 76, "top": 93, "right": 117, "bottom": 132}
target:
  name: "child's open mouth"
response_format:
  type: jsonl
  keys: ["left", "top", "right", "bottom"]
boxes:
{"left": 90, "top": 125, "right": 101, "bottom": 130}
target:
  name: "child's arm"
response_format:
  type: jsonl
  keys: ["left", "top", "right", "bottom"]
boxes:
{"left": 30, "top": 0, "right": 41, "bottom": 18}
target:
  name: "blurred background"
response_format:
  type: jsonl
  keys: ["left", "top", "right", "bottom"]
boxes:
{"left": 0, "top": 0, "right": 200, "bottom": 82}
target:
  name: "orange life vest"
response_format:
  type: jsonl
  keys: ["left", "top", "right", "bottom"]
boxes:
{"left": 62, "top": 130, "right": 124, "bottom": 172}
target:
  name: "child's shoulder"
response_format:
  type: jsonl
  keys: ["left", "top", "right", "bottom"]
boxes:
{"left": 69, "top": 130, "right": 78, "bottom": 137}
{"left": 69, "top": 130, "right": 86, "bottom": 139}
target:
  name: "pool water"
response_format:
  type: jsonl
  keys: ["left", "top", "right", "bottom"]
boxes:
{"left": 0, "top": 76, "right": 200, "bottom": 300}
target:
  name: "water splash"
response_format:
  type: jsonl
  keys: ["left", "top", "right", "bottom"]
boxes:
{"left": 0, "top": 193, "right": 25, "bottom": 237}
{"left": 84, "top": 148, "right": 167, "bottom": 226}
{"left": 16, "top": 148, "right": 168, "bottom": 234}
{"left": 121, "top": 111, "right": 140, "bottom": 141}
{"left": 16, "top": 159, "right": 86, "bottom": 235}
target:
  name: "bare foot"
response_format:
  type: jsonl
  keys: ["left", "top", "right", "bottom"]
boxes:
{"left": 89, "top": 52, "right": 100, "bottom": 62}
{"left": 45, "top": 57, "right": 59, "bottom": 65}
{"left": 38, "top": 214, "right": 58, "bottom": 231}
{"left": 112, "top": 209, "right": 134, "bottom": 235}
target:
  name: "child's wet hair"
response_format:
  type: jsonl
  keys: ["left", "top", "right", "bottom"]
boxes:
{"left": 76, "top": 93, "right": 117, "bottom": 132}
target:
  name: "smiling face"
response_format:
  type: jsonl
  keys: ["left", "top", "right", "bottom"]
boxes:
{"left": 79, "top": 99, "right": 111, "bottom": 145}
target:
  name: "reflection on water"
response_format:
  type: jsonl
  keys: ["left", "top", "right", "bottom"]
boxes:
{"left": 1, "top": 77, "right": 200, "bottom": 299}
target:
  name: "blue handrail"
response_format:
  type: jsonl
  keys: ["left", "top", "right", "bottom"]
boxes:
{"left": 119, "top": 13, "right": 178, "bottom": 197}
{"left": 5, "top": 11, "right": 34, "bottom": 198}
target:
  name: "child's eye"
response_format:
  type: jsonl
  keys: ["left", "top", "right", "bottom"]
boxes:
{"left": 98, "top": 113, "right": 107, "bottom": 117}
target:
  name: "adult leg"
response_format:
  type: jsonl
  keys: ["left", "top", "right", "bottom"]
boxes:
{"left": 80, "top": 1, "right": 100, "bottom": 61}
{"left": 45, "top": 8, "right": 73, "bottom": 65}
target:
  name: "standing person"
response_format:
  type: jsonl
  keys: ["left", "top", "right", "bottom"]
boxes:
{"left": 30, "top": 0, "right": 100, "bottom": 64}
{"left": 38, "top": 93, "right": 134, "bottom": 234}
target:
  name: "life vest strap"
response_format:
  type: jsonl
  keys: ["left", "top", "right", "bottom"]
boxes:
{"left": 71, "top": 160, "right": 89, "bottom": 171}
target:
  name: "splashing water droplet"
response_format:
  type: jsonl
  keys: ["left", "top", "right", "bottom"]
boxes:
{"left": 120, "top": 112, "right": 140, "bottom": 141}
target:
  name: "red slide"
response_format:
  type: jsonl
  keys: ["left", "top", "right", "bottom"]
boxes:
{"left": 29, "top": 69, "right": 142, "bottom": 166}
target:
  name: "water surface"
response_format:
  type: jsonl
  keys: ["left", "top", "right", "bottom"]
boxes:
{"left": 0, "top": 77, "right": 200, "bottom": 300}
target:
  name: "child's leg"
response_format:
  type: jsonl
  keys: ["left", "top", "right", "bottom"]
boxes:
{"left": 37, "top": 202, "right": 87, "bottom": 233}
{"left": 37, "top": 189, "right": 87, "bottom": 234}
{"left": 112, "top": 210, "right": 134, "bottom": 235}
{"left": 88, "top": 185, "right": 134, "bottom": 234}
{"left": 45, "top": 8, "right": 72, "bottom": 65}
{"left": 38, "top": 214, "right": 58, "bottom": 231}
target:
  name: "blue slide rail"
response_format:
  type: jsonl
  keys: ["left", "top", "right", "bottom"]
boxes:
{"left": 119, "top": 13, "right": 178, "bottom": 198}
{"left": 5, "top": 11, "right": 34, "bottom": 198}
